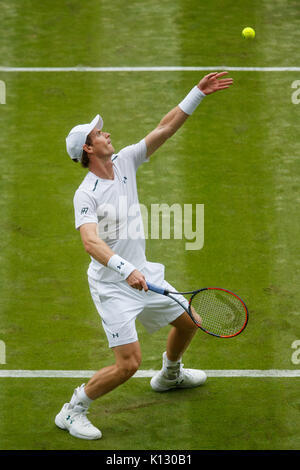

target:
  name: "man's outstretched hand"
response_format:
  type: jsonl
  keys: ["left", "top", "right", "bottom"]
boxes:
{"left": 198, "top": 72, "right": 233, "bottom": 95}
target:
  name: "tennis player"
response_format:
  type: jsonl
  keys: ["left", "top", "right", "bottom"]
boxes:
{"left": 55, "top": 72, "right": 233, "bottom": 440}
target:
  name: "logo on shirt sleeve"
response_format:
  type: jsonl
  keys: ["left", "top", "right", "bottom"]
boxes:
{"left": 81, "top": 207, "right": 89, "bottom": 215}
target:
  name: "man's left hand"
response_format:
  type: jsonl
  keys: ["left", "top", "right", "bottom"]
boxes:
{"left": 198, "top": 71, "right": 233, "bottom": 95}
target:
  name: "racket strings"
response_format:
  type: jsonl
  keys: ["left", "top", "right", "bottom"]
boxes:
{"left": 191, "top": 289, "right": 247, "bottom": 337}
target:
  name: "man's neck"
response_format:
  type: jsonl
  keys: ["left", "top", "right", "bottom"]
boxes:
{"left": 88, "top": 155, "right": 114, "bottom": 180}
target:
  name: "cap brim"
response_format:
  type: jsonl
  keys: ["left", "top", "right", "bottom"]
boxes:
{"left": 88, "top": 114, "right": 103, "bottom": 134}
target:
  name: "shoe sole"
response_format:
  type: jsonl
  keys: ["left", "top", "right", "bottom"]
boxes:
{"left": 55, "top": 413, "right": 102, "bottom": 440}
{"left": 150, "top": 377, "right": 184, "bottom": 392}
{"left": 151, "top": 382, "right": 204, "bottom": 392}
{"left": 150, "top": 374, "right": 207, "bottom": 392}
{"left": 69, "top": 429, "right": 102, "bottom": 440}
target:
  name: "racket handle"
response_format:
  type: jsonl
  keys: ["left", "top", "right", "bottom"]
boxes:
{"left": 146, "top": 282, "right": 168, "bottom": 295}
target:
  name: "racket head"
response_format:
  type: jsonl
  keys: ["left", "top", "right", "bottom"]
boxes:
{"left": 188, "top": 287, "right": 248, "bottom": 338}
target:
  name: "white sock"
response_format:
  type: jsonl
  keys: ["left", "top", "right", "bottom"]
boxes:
{"left": 164, "top": 352, "right": 181, "bottom": 366}
{"left": 163, "top": 352, "right": 182, "bottom": 379}
{"left": 69, "top": 384, "right": 93, "bottom": 408}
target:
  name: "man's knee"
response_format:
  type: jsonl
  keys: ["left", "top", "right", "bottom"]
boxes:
{"left": 114, "top": 344, "right": 142, "bottom": 380}
{"left": 117, "top": 356, "right": 141, "bottom": 380}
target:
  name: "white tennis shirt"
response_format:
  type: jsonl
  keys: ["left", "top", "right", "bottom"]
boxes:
{"left": 73, "top": 139, "right": 149, "bottom": 282}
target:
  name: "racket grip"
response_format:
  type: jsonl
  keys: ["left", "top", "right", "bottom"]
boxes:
{"left": 146, "top": 282, "right": 168, "bottom": 295}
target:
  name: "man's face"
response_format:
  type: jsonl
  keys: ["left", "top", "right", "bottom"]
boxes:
{"left": 88, "top": 127, "right": 115, "bottom": 158}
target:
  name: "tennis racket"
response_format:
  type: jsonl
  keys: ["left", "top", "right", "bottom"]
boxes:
{"left": 146, "top": 283, "right": 248, "bottom": 338}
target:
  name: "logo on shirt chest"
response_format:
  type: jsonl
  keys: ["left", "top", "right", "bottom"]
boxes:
{"left": 122, "top": 176, "right": 128, "bottom": 184}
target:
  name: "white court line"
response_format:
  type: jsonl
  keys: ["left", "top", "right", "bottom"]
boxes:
{"left": 0, "top": 66, "right": 300, "bottom": 72}
{"left": 0, "top": 370, "right": 299, "bottom": 378}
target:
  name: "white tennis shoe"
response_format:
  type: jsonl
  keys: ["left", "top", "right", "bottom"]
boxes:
{"left": 55, "top": 403, "right": 102, "bottom": 440}
{"left": 150, "top": 352, "right": 207, "bottom": 392}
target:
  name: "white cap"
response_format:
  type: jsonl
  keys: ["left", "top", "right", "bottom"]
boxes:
{"left": 66, "top": 114, "right": 104, "bottom": 161}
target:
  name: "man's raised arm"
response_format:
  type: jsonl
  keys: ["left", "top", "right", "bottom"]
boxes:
{"left": 144, "top": 72, "right": 233, "bottom": 158}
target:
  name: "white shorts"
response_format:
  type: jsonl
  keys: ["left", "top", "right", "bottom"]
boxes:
{"left": 88, "top": 261, "right": 188, "bottom": 347}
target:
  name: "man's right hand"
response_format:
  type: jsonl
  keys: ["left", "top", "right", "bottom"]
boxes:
{"left": 126, "top": 269, "right": 148, "bottom": 291}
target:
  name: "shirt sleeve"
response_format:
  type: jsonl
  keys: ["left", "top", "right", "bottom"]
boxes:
{"left": 117, "top": 138, "right": 148, "bottom": 171}
{"left": 73, "top": 189, "right": 98, "bottom": 230}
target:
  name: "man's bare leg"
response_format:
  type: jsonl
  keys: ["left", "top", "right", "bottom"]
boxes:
{"left": 166, "top": 311, "right": 198, "bottom": 361}
{"left": 84, "top": 341, "right": 142, "bottom": 399}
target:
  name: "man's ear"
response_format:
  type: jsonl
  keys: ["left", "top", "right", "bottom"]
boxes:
{"left": 83, "top": 143, "right": 92, "bottom": 154}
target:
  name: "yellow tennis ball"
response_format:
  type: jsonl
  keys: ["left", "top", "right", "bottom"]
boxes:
{"left": 242, "top": 27, "right": 255, "bottom": 39}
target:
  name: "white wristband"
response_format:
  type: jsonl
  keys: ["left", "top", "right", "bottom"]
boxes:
{"left": 178, "top": 86, "right": 206, "bottom": 115}
{"left": 107, "top": 254, "right": 136, "bottom": 280}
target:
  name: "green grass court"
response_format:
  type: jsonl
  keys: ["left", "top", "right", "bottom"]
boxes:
{"left": 0, "top": 0, "right": 300, "bottom": 451}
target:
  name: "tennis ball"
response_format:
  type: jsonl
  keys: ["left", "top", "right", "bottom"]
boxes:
{"left": 242, "top": 27, "right": 255, "bottom": 39}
